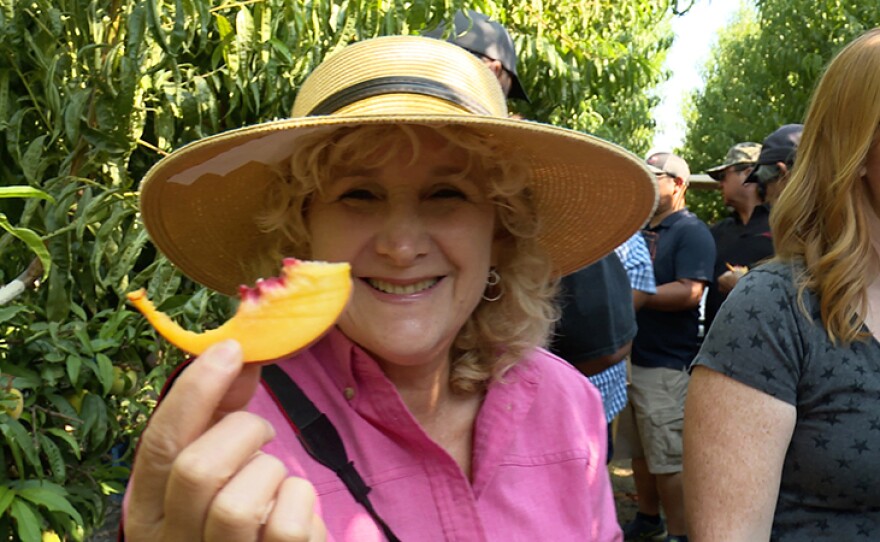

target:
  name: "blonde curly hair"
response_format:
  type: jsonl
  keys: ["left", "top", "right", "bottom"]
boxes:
{"left": 771, "top": 28, "right": 880, "bottom": 344}
{"left": 256, "top": 123, "right": 559, "bottom": 393}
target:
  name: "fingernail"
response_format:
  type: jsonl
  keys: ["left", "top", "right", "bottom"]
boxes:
{"left": 263, "top": 418, "right": 276, "bottom": 440}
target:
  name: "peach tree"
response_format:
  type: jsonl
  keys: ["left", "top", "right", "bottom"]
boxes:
{"left": 0, "top": 0, "right": 676, "bottom": 539}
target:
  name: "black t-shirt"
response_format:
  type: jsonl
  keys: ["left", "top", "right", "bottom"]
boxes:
{"left": 633, "top": 209, "right": 715, "bottom": 370}
{"left": 705, "top": 205, "right": 774, "bottom": 331}
{"left": 551, "top": 253, "right": 635, "bottom": 363}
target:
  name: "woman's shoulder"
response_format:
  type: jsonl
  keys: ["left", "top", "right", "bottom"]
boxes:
{"left": 512, "top": 348, "right": 604, "bottom": 403}
{"left": 492, "top": 348, "right": 607, "bottom": 446}
{"left": 736, "top": 260, "right": 802, "bottom": 296}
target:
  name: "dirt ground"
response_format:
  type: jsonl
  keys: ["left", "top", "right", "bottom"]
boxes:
{"left": 611, "top": 458, "right": 639, "bottom": 527}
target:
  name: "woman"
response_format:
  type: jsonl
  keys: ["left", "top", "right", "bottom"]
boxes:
{"left": 684, "top": 28, "right": 880, "bottom": 541}
{"left": 123, "top": 36, "right": 656, "bottom": 541}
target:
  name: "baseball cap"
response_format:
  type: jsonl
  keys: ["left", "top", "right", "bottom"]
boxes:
{"left": 646, "top": 152, "right": 690, "bottom": 182}
{"left": 423, "top": 10, "right": 529, "bottom": 101}
{"left": 745, "top": 124, "right": 803, "bottom": 184}
{"left": 705, "top": 142, "right": 762, "bottom": 180}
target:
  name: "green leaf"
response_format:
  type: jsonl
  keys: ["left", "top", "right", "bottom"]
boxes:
{"left": 9, "top": 499, "right": 40, "bottom": 542}
{"left": 65, "top": 355, "right": 82, "bottom": 386}
{"left": 146, "top": 0, "right": 172, "bottom": 56}
{"left": 95, "top": 353, "right": 114, "bottom": 395}
{"left": 45, "top": 265, "right": 70, "bottom": 322}
{"left": 38, "top": 434, "right": 65, "bottom": 482}
{"left": 0, "top": 186, "right": 54, "bottom": 203}
{"left": 73, "top": 322, "right": 93, "bottom": 356}
{"left": 105, "top": 225, "right": 149, "bottom": 289}
{"left": 20, "top": 135, "right": 47, "bottom": 185}
{"left": 0, "top": 486, "right": 16, "bottom": 517}
{"left": 126, "top": 3, "right": 148, "bottom": 57}
{"left": 18, "top": 483, "right": 84, "bottom": 525}
{"left": 0, "top": 69, "right": 9, "bottom": 128}
{"left": 269, "top": 38, "right": 293, "bottom": 64}
{"left": 0, "top": 305, "right": 28, "bottom": 324}
{"left": 0, "top": 216, "right": 51, "bottom": 278}
{"left": 0, "top": 416, "right": 41, "bottom": 471}
{"left": 69, "top": 302, "right": 87, "bottom": 321}
{"left": 63, "top": 88, "right": 91, "bottom": 145}
{"left": 45, "top": 428, "right": 81, "bottom": 461}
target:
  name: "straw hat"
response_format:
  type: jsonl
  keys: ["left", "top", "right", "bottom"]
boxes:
{"left": 138, "top": 35, "right": 657, "bottom": 295}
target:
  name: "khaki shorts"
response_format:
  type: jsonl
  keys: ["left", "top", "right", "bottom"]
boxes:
{"left": 614, "top": 364, "right": 689, "bottom": 474}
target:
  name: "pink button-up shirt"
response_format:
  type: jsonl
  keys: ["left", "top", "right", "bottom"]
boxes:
{"left": 249, "top": 329, "right": 622, "bottom": 541}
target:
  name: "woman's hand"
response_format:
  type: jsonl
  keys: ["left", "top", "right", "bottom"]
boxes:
{"left": 124, "top": 340, "right": 327, "bottom": 541}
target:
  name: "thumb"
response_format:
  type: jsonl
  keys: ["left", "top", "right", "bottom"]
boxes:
{"left": 127, "top": 340, "right": 259, "bottom": 531}
{"left": 214, "top": 361, "right": 262, "bottom": 418}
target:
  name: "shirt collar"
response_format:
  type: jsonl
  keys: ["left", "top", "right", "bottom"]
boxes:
{"left": 649, "top": 208, "right": 690, "bottom": 230}
{"left": 315, "top": 327, "right": 543, "bottom": 405}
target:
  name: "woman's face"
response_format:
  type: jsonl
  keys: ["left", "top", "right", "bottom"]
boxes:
{"left": 306, "top": 128, "right": 498, "bottom": 371}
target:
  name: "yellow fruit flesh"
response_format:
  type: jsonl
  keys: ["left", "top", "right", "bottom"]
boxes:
{"left": 127, "top": 259, "right": 351, "bottom": 363}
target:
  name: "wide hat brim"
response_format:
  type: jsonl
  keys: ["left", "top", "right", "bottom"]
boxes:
{"left": 140, "top": 114, "right": 656, "bottom": 295}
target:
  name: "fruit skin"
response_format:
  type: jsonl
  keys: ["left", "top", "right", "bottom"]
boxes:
{"left": 109, "top": 366, "right": 127, "bottom": 395}
{"left": 4, "top": 388, "right": 24, "bottom": 419}
{"left": 65, "top": 389, "right": 88, "bottom": 414}
{"left": 127, "top": 258, "right": 351, "bottom": 363}
{"left": 42, "top": 531, "right": 61, "bottom": 542}
{"left": 124, "top": 368, "right": 139, "bottom": 395}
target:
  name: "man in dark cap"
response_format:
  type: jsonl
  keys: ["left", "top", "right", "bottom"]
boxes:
{"left": 424, "top": 10, "right": 529, "bottom": 101}
{"left": 745, "top": 124, "right": 804, "bottom": 206}
{"left": 703, "top": 142, "right": 773, "bottom": 332}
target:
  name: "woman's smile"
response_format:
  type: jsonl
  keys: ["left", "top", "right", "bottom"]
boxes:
{"left": 363, "top": 276, "right": 443, "bottom": 296}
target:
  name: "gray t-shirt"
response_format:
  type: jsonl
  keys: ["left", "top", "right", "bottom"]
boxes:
{"left": 694, "top": 261, "right": 880, "bottom": 540}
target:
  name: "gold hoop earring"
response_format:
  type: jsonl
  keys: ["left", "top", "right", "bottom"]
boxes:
{"left": 482, "top": 269, "right": 503, "bottom": 302}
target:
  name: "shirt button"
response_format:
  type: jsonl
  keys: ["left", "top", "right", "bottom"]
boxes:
{"left": 344, "top": 387, "right": 356, "bottom": 400}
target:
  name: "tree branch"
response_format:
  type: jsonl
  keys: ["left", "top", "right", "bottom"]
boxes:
{"left": 0, "top": 258, "right": 43, "bottom": 305}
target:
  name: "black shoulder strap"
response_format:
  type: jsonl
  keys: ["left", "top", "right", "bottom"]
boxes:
{"left": 261, "top": 364, "right": 401, "bottom": 542}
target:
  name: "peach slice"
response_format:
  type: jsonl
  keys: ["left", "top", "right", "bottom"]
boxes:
{"left": 127, "top": 258, "right": 351, "bottom": 362}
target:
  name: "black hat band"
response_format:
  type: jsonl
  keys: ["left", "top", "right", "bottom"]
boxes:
{"left": 307, "top": 76, "right": 493, "bottom": 117}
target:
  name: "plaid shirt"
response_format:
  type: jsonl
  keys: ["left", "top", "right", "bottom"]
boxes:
{"left": 614, "top": 233, "right": 657, "bottom": 294}
{"left": 588, "top": 234, "right": 656, "bottom": 422}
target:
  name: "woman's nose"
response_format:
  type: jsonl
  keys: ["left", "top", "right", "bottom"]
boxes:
{"left": 374, "top": 202, "right": 430, "bottom": 265}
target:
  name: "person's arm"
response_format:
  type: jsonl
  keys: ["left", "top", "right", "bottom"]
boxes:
{"left": 645, "top": 219, "right": 715, "bottom": 312}
{"left": 632, "top": 289, "right": 650, "bottom": 311}
{"left": 642, "top": 278, "right": 705, "bottom": 312}
{"left": 571, "top": 341, "right": 631, "bottom": 376}
{"left": 615, "top": 233, "right": 655, "bottom": 312}
{"left": 123, "top": 341, "right": 326, "bottom": 541}
{"left": 683, "top": 366, "right": 796, "bottom": 541}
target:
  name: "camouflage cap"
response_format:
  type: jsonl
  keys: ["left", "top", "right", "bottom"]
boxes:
{"left": 705, "top": 142, "right": 762, "bottom": 180}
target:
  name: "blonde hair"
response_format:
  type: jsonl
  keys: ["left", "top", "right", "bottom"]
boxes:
{"left": 257, "top": 124, "right": 559, "bottom": 393}
{"left": 771, "top": 28, "right": 880, "bottom": 344}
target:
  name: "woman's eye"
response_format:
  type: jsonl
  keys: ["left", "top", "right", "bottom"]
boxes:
{"left": 340, "top": 189, "right": 377, "bottom": 201}
{"left": 430, "top": 187, "right": 467, "bottom": 200}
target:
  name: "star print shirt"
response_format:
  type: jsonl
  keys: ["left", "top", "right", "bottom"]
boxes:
{"left": 694, "top": 261, "right": 880, "bottom": 540}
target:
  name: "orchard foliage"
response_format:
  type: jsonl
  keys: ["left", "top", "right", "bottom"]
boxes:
{"left": 0, "top": 0, "right": 677, "bottom": 539}
{"left": 681, "top": 1, "right": 880, "bottom": 176}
